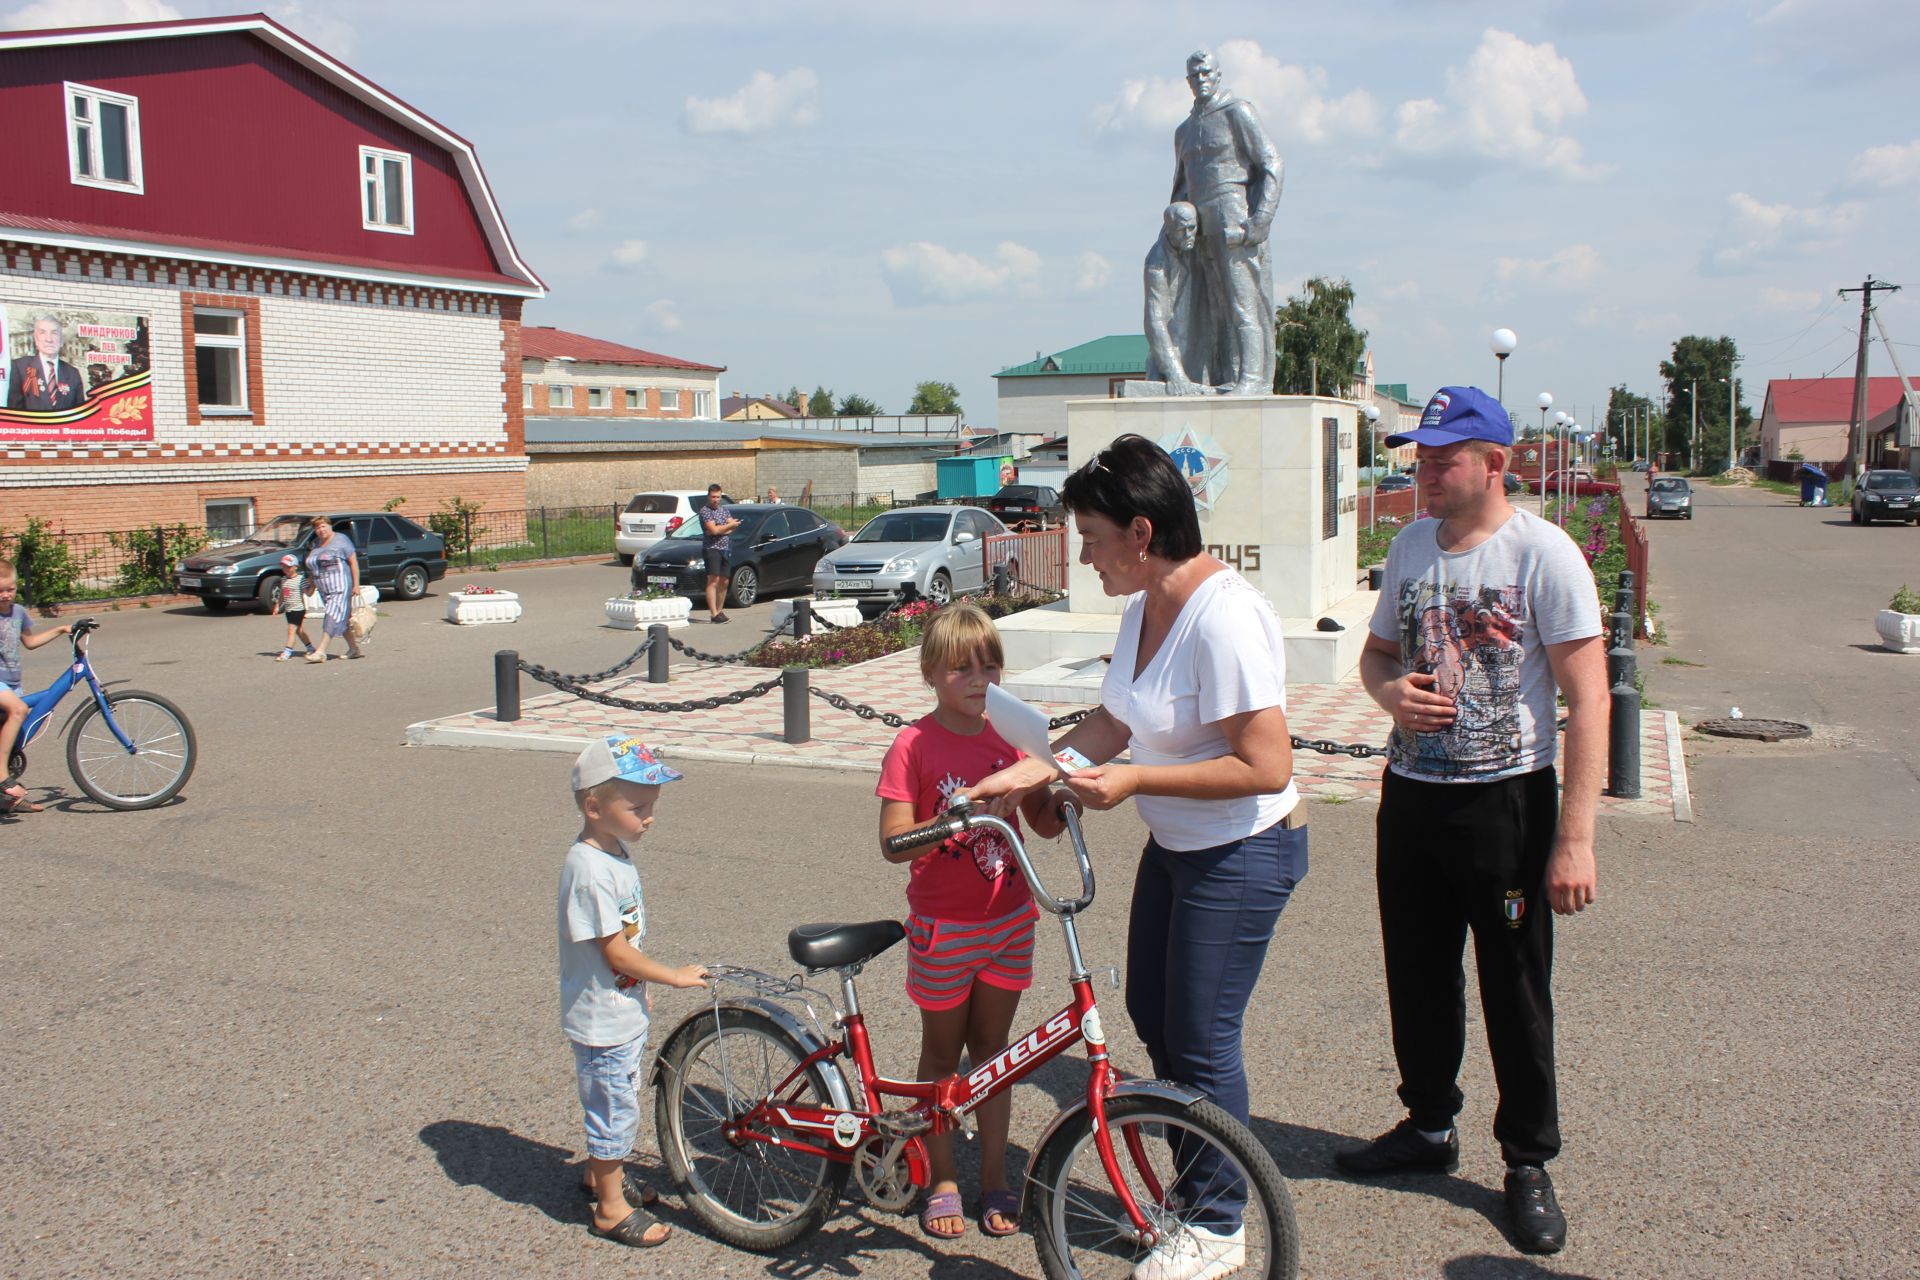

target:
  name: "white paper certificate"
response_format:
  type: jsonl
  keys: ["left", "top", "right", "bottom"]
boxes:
{"left": 985, "top": 683, "right": 1054, "bottom": 766}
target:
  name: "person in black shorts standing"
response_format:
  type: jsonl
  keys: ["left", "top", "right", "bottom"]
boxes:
{"left": 1337, "top": 386, "right": 1606, "bottom": 1256}
{"left": 698, "top": 484, "right": 740, "bottom": 623}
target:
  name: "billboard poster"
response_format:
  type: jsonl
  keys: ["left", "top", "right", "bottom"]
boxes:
{"left": 0, "top": 301, "right": 154, "bottom": 442}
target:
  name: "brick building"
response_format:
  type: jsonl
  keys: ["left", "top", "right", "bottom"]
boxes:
{"left": 0, "top": 14, "right": 544, "bottom": 539}
{"left": 521, "top": 326, "right": 721, "bottom": 422}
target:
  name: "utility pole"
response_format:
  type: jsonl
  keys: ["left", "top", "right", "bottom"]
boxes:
{"left": 1839, "top": 276, "right": 1902, "bottom": 480}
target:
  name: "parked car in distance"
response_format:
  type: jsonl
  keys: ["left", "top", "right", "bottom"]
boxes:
{"left": 985, "top": 483, "right": 1065, "bottom": 530}
{"left": 614, "top": 490, "right": 733, "bottom": 565}
{"left": 175, "top": 512, "right": 447, "bottom": 612}
{"left": 1646, "top": 476, "right": 1694, "bottom": 520}
{"left": 1375, "top": 474, "right": 1415, "bottom": 493}
{"left": 1547, "top": 468, "right": 1596, "bottom": 487}
{"left": 812, "top": 505, "right": 1009, "bottom": 610}
{"left": 1504, "top": 472, "right": 1527, "bottom": 494}
{"left": 632, "top": 503, "right": 844, "bottom": 608}
{"left": 1630, "top": 460, "right": 1653, "bottom": 473}
{"left": 1851, "top": 469, "right": 1920, "bottom": 524}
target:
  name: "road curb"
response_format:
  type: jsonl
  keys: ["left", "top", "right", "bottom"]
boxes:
{"left": 403, "top": 712, "right": 883, "bottom": 775}
{"left": 1662, "top": 708, "right": 1694, "bottom": 823}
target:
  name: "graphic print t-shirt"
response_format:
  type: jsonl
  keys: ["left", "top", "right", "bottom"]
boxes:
{"left": 556, "top": 840, "right": 650, "bottom": 1046}
{"left": 1368, "top": 509, "right": 1600, "bottom": 782}
{"left": 876, "top": 716, "right": 1033, "bottom": 922}
{"left": 0, "top": 603, "right": 31, "bottom": 688}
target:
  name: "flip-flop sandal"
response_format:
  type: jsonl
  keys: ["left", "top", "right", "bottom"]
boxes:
{"left": 978, "top": 1188, "right": 1021, "bottom": 1237}
{"left": 921, "top": 1189, "right": 967, "bottom": 1240}
{"left": 588, "top": 1207, "right": 671, "bottom": 1248}
{"left": 578, "top": 1171, "right": 659, "bottom": 1207}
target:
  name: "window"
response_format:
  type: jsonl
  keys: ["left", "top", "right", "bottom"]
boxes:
{"left": 548, "top": 384, "right": 572, "bottom": 409}
{"left": 588, "top": 387, "right": 608, "bottom": 409}
{"left": 658, "top": 388, "right": 681, "bottom": 412}
{"left": 204, "top": 498, "right": 254, "bottom": 544}
{"left": 66, "top": 81, "right": 143, "bottom": 193}
{"left": 625, "top": 389, "right": 642, "bottom": 411}
{"left": 693, "top": 389, "right": 713, "bottom": 417}
{"left": 359, "top": 145, "right": 413, "bottom": 233}
{"left": 761, "top": 510, "right": 795, "bottom": 540}
{"left": 523, "top": 383, "right": 533, "bottom": 409}
{"left": 369, "top": 516, "right": 405, "bottom": 543}
{"left": 193, "top": 309, "right": 248, "bottom": 413}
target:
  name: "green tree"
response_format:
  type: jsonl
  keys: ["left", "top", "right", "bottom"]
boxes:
{"left": 785, "top": 385, "right": 806, "bottom": 415}
{"left": 1272, "top": 276, "right": 1368, "bottom": 397}
{"left": 1605, "top": 384, "right": 1653, "bottom": 458}
{"left": 807, "top": 386, "right": 834, "bottom": 418}
{"left": 1660, "top": 335, "right": 1748, "bottom": 473}
{"left": 836, "top": 393, "right": 882, "bottom": 417}
{"left": 906, "top": 380, "right": 962, "bottom": 416}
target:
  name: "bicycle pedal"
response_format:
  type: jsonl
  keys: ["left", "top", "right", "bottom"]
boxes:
{"left": 872, "top": 1109, "right": 931, "bottom": 1138}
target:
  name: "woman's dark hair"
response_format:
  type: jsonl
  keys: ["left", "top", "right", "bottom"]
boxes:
{"left": 1059, "top": 433, "right": 1203, "bottom": 562}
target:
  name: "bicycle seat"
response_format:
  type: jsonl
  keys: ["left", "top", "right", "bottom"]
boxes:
{"left": 787, "top": 920, "right": 906, "bottom": 971}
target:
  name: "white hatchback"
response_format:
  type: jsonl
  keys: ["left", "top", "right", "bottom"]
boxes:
{"left": 614, "top": 491, "right": 733, "bottom": 564}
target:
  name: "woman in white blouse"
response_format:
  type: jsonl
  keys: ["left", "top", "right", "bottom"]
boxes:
{"left": 969, "top": 433, "right": 1304, "bottom": 1261}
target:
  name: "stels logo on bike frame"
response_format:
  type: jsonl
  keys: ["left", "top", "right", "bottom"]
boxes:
{"left": 961, "top": 1008, "right": 1079, "bottom": 1107}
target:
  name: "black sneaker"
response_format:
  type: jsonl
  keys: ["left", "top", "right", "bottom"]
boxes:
{"left": 1504, "top": 1164, "right": 1567, "bottom": 1254}
{"left": 1333, "top": 1119, "right": 1460, "bottom": 1176}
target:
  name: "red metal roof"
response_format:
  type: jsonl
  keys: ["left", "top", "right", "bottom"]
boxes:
{"left": 1764, "top": 377, "right": 1906, "bottom": 424}
{"left": 520, "top": 326, "right": 724, "bottom": 373}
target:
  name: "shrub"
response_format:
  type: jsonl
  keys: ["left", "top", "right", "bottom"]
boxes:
{"left": 745, "top": 595, "right": 1045, "bottom": 669}
{"left": 1, "top": 517, "right": 93, "bottom": 608}
{"left": 428, "top": 495, "right": 483, "bottom": 556}
{"left": 1890, "top": 584, "right": 1920, "bottom": 614}
{"left": 108, "top": 523, "right": 207, "bottom": 596}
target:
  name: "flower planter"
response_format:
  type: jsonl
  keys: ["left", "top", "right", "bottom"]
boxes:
{"left": 1875, "top": 609, "right": 1920, "bottom": 654}
{"left": 445, "top": 589, "right": 522, "bottom": 626}
{"left": 771, "top": 598, "right": 865, "bottom": 632}
{"left": 605, "top": 596, "right": 693, "bottom": 630}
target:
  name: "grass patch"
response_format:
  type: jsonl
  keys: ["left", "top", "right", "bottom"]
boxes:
{"left": 809, "top": 501, "right": 893, "bottom": 534}
{"left": 461, "top": 512, "right": 612, "bottom": 566}
{"left": 1661, "top": 656, "right": 1704, "bottom": 667}
{"left": 1316, "top": 795, "right": 1352, "bottom": 806}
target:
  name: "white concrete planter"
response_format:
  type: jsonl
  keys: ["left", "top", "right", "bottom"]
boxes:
{"left": 771, "top": 598, "right": 865, "bottom": 632}
{"left": 1875, "top": 609, "right": 1920, "bottom": 653}
{"left": 605, "top": 596, "right": 693, "bottom": 630}
{"left": 445, "top": 589, "right": 522, "bottom": 626}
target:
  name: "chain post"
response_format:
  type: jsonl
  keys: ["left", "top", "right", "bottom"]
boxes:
{"left": 647, "top": 624, "right": 670, "bottom": 683}
{"left": 783, "top": 667, "right": 811, "bottom": 743}
{"left": 494, "top": 649, "right": 520, "bottom": 723}
{"left": 795, "top": 598, "right": 812, "bottom": 640}
{"left": 1607, "top": 568, "right": 1641, "bottom": 798}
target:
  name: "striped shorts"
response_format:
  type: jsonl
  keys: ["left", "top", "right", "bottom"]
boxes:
{"left": 905, "top": 903, "right": 1038, "bottom": 1011}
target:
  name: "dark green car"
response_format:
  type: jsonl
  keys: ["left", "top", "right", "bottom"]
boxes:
{"left": 174, "top": 512, "right": 447, "bottom": 612}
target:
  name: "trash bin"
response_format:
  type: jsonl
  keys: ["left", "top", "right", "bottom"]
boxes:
{"left": 1796, "top": 463, "right": 1828, "bottom": 507}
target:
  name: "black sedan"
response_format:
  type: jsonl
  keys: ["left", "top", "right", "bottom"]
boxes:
{"left": 632, "top": 504, "right": 845, "bottom": 608}
{"left": 1851, "top": 469, "right": 1919, "bottom": 525}
{"left": 1376, "top": 474, "right": 1415, "bottom": 493}
{"left": 985, "top": 484, "right": 1065, "bottom": 530}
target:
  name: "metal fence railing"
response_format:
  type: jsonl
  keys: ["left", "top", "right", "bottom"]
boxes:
{"left": 984, "top": 527, "right": 1068, "bottom": 593}
{"left": 441, "top": 504, "right": 620, "bottom": 567}
{"left": 793, "top": 492, "right": 897, "bottom": 535}
{"left": 0, "top": 519, "right": 212, "bottom": 603}
{"left": 1617, "top": 504, "right": 1650, "bottom": 637}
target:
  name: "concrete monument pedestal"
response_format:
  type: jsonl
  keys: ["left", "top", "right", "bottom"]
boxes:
{"left": 999, "top": 393, "right": 1375, "bottom": 691}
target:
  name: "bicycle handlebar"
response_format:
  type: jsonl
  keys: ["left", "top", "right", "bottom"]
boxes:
{"left": 884, "top": 800, "right": 1097, "bottom": 916}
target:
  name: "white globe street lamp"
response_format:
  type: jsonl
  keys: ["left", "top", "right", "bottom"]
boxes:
{"left": 1535, "top": 392, "right": 1553, "bottom": 514}
{"left": 1490, "top": 328, "right": 1518, "bottom": 405}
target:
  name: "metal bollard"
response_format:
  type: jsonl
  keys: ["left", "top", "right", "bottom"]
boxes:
{"left": 992, "top": 562, "right": 1010, "bottom": 596}
{"left": 1606, "top": 623, "right": 1641, "bottom": 799}
{"left": 647, "top": 623, "right": 670, "bottom": 684}
{"left": 494, "top": 649, "right": 520, "bottom": 723}
{"left": 782, "top": 667, "right": 811, "bottom": 744}
{"left": 794, "top": 598, "right": 812, "bottom": 640}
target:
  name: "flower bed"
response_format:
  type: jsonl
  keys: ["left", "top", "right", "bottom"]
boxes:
{"left": 744, "top": 595, "right": 1052, "bottom": 669}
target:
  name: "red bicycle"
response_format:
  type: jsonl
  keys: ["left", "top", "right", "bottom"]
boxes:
{"left": 652, "top": 801, "right": 1298, "bottom": 1280}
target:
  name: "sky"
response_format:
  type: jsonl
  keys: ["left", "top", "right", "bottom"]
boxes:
{"left": 9, "top": 0, "right": 1920, "bottom": 430}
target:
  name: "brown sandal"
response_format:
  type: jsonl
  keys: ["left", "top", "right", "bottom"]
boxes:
{"left": 578, "top": 1170, "right": 659, "bottom": 1208}
{"left": 589, "top": 1207, "right": 671, "bottom": 1248}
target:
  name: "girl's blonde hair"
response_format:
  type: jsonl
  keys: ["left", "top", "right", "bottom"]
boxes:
{"left": 919, "top": 602, "right": 1004, "bottom": 681}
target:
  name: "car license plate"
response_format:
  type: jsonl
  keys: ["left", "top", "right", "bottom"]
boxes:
{"left": 1889, "top": 499, "right": 1911, "bottom": 507}
{"left": 179, "top": 576, "right": 202, "bottom": 587}
{"left": 648, "top": 575, "right": 678, "bottom": 586}
{"left": 834, "top": 579, "right": 873, "bottom": 590}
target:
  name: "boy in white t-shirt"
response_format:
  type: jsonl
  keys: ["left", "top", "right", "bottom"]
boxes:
{"left": 557, "top": 734, "right": 707, "bottom": 1249}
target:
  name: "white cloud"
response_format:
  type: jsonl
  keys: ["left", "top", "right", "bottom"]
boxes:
{"left": 1089, "top": 39, "right": 1379, "bottom": 145}
{"left": 607, "top": 239, "right": 649, "bottom": 270}
{"left": 1073, "top": 252, "right": 1112, "bottom": 293}
{"left": 1494, "top": 243, "right": 1601, "bottom": 287}
{"left": 683, "top": 68, "right": 818, "bottom": 136}
{"left": 1393, "top": 29, "right": 1600, "bottom": 179}
{"left": 1760, "top": 286, "right": 1823, "bottom": 311}
{"left": 643, "top": 299, "right": 681, "bottom": 332}
{"left": 565, "top": 208, "right": 605, "bottom": 233}
{"left": 1375, "top": 281, "right": 1421, "bottom": 303}
{"left": 879, "top": 241, "right": 1041, "bottom": 307}
{"left": 4, "top": 0, "right": 179, "bottom": 25}
{"left": 1846, "top": 139, "right": 1920, "bottom": 190}
{"left": 1704, "top": 192, "right": 1861, "bottom": 274}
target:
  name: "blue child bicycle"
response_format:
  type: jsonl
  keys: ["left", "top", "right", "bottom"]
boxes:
{"left": 6, "top": 618, "right": 197, "bottom": 810}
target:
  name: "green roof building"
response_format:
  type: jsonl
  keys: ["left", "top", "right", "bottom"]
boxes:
{"left": 993, "top": 335, "right": 1147, "bottom": 436}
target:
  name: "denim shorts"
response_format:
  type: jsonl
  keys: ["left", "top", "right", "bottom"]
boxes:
{"left": 572, "top": 1033, "right": 649, "bottom": 1160}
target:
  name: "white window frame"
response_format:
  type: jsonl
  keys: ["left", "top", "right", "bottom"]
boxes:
{"left": 548, "top": 384, "right": 573, "bottom": 409}
{"left": 359, "top": 145, "right": 414, "bottom": 235}
{"left": 192, "top": 307, "right": 250, "bottom": 415}
{"left": 204, "top": 498, "right": 255, "bottom": 545}
{"left": 693, "top": 389, "right": 713, "bottom": 417}
{"left": 66, "top": 80, "right": 144, "bottom": 194}
{"left": 587, "top": 386, "right": 608, "bottom": 409}
{"left": 658, "top": 387, "right": 681, "bottom": 412}
{"left": 523, "top": 382, "right": 533, "bottom": 408}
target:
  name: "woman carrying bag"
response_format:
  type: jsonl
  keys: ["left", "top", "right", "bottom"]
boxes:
{"left": 304, "top": 516, "right": 364, "bottom": 662}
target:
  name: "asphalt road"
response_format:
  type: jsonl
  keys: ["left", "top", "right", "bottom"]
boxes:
{"left": 2, "top": 532, "right": 1914, "bottom": 1279}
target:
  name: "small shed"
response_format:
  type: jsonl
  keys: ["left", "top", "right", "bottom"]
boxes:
{"left": 937, "top": 455, "right": 1004, "bottom": 499}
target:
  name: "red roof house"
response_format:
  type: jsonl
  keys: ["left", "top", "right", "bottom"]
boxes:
{"left": 1758, "top": 376, "right": 1906, "bottom": 467}
{"left": 519, "top": 326, "right": 724, "bottom": 420}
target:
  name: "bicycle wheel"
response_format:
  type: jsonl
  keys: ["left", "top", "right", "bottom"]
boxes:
{"left": 1029, "top": 1093, "right": 1298, "bottom": 1280}
{"left": 654, "top": 1005, "right": 850, "bottom": 1251}
{"left": 65, "top": 690, "right": 197, "bottom": 811}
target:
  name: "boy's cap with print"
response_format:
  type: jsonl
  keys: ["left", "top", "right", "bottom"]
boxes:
{"left": 570, "top": 735, "right": 683, "bottom": 791}
{"left": 280, "top": 554, "right": 299, "bottom": 568}
{"left": 1386, "top": 385, "right": 1513, "bottom": 448}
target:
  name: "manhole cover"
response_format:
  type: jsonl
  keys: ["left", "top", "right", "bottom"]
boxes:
{"left": 1693, "top": 717, "right": 1812, "bottom": 742}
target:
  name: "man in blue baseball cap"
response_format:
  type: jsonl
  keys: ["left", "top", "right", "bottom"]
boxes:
{"left": 1338, "top": 385, "right": 1607, "bottom": 1256}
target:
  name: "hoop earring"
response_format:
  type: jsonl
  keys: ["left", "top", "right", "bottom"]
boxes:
{"left": 1138, "top": 549, "right": 1148, "bottom": 563}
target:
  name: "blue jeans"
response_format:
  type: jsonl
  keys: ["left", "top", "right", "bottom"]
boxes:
{"left": 572, "top": 1033, "right": 649, "bottom": 1160}
{"left": 1126, "top": 819, "right": 1307, "bottom": 1228}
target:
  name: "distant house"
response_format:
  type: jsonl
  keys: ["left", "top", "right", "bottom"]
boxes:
{"left": 721, "top": 392, "right": 802, "bottom": 421}
{"left": 993, "top": 335, "right": 1147, "bottom": 437}
{"left": 1369, "top": 381, "right": 1422, "bottom": 468}
{"left": 1758, "top": 376, "right": 1908, "bottom": 467}
{"left": 521, "top": 326, "right": 721, "bottom": 420}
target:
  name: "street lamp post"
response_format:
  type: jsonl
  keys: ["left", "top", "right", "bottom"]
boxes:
{"left": 1690, "top": 378, "right": 1700, "bottom": 472}
{"left": 1726, "top": 373, "right": 1738, "bottom": 474}
{"left": 1362, "top": 403, "right": 1381, "bottom": 528}
{"left": 1490, "top": 328, "right": 1517, "bottom": 407}
{"left": 1536, "top": 392, "right": 1553, "bottom": 514}
{"left": 1547, "top": 410, "right": 1567, "bottom": 515}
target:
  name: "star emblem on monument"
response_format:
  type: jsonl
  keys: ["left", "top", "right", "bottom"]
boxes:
{"left": 1160, "top": 425, "right": 1231, "bottom": 511}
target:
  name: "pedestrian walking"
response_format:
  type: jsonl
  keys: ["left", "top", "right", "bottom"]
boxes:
{"left": 304, "top": 516, "right": 363, "bottom": 662}
{"left": 270, "top": 554, "right": 316, "bottom": 661}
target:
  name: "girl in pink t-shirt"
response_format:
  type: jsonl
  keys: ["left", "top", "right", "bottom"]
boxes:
{"left": 876, "top": 604, "right": 1065, "bottom": 1241}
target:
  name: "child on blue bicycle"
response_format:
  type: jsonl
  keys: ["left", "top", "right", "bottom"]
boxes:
{"left": 0, "top": 558, "right": 72, "bottom": 813}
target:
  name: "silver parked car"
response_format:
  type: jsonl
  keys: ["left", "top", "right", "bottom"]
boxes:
{"left": 1646, "top": 476, "right": 1693, "bottom": 520}
{"left": 812, "top": 506, "right": 1008, "bottom": 609}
